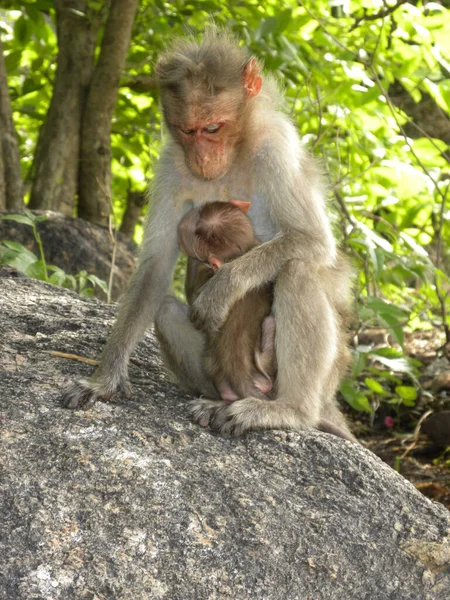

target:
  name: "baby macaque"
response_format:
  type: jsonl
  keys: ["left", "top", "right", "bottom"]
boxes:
{"left": 178, "top": 201, "right": 276, "bottom": 403}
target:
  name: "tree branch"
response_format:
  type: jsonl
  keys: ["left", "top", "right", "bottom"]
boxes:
{"left": 0, "top": 37, "right": 24, "bottom": 210}
{"left": 350, "top": 0, "right": 409, "bottom": 32}
{"left": 120, "top": 74, "right": 158, "bottom": 93}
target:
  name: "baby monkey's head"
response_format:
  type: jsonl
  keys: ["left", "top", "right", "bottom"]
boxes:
{"left": 178, "top": 200, "right": 255, "bottom": 271}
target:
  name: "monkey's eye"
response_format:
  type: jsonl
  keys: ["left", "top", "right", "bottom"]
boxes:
{"left": 204, "top": 123, "right": 221, "bottom": 134}
{"left": 181, "top": 128, "right": 195, "bottom": 135}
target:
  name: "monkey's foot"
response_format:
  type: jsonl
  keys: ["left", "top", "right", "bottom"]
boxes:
{"left": 189, "top": 398, "right": 225, "bottom": 429}
{"left": 61, "top": 377, "right": 132, "bottom": 409}
{"left": 190, "top": 397, "right": 268, "bottom": 436}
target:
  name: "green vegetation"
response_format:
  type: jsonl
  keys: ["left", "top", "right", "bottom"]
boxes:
{"left": 0, "top": 211, "right": 108, "bottom": 296}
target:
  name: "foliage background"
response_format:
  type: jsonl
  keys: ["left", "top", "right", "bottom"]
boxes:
{"left": 1, "top": 0, "right": 450, "bottom": 427}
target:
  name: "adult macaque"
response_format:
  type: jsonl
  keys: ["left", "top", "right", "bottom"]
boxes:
{"left": 62, "top": 30, "right": 354, "bottom": 441}
{"left": 178, "top": 200, "right": 276, "bottom": 403}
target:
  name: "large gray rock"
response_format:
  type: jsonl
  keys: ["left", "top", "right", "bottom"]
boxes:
{"left": 1, "top": 268, "right": 449, "bottom": 600}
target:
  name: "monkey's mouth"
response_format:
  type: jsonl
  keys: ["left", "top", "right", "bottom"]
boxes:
{"left": 188, "top": 160, "right": 229, "bottom": 181}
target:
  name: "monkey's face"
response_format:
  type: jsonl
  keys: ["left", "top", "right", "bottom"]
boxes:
{"left": 158, "top": 48, "right": 262, "bottom": 180}
{"left": 179, "top": 125, "right": 236, "bottom": 180}
{"left": 171, "top": 104, "right": 244, "bottom": 181}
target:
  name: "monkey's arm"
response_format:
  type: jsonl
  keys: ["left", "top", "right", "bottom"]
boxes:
{"left": 62, "top": 189, "right": 180, "bottom": 408}
{"left": 191, "top": 141, "right": 336, "bottom": 333}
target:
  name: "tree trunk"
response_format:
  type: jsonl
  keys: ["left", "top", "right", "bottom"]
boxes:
{"left": 28, "top": 1, "right": 101, "bottom": 214}
{"left": 0, "top": 37, "right": 24, "bottom": 211}
{"left": 119, "top": 189, "right": 147, "bottom": 238}
{"left": 78, "top": 0, "right": 139, "bottom": 227}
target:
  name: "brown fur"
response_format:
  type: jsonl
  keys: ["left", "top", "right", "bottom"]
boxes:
{"left": 178, "top": 202, "right": 276, "bottom": 402}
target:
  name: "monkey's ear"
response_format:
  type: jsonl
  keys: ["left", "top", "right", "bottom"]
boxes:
{"left": 155, "top": 57, "right": 168, "bottom": 80}
{"left": 243, "top": 58, "right": 263, "bottom": 97}
{"left": 229, "top": 199, "right": 251, "bottom": 214}
{"left": 208, "top": 256, "right": 223, "bottom": 273}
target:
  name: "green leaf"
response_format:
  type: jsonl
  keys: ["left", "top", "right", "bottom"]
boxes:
{"left": 351, "top": 350, "right": 367, "bottom": 378}
{"left": 0, "top": 214, "right": 34, "bottom": 227}
{"left": 366, "top": 367, "right": 402, "bottom": 385}
{"left": 87, "top": 274, "right": 108, "bottom": 294}
{"left": 49, "top": 270, "right": 67, "bottom": 286}
{"left": 63, "top": 275, "right": 77, "bottom": 290}
{"left": 258, "top": 17, "right": 277, "bottom": 38}
{"left": 0, "top": 242, "right": 38, "bottom": 271}
{"left": 380, "top": 313, "right": 404, "bottom": 348}
{"left": 371, "top": 347, "right": 404, "bottom": 358}
{"left": 400, "top": 232, "right": 430, "bottom": 259}
{"left": 364, "top": 377, "right": 390, "bottom": 396}
{"left": 4, "top": 50, "right": 23, "bottom": 74}
{"left": 14, "top": 16, "right": 31, "bottom": 45}
{"left": 275, "top": 9, "right": 292, "bottom": 34}
{"left": 23, "top": 208, "right": 38, "bottom": 222}
{"left": 34, "top": 0, "right": 54, "bottom": 12}
{"left": 2, "top": 241, "right": 36, "bottom": 260}
{"left": 395, "top": 386, "right": 417, "bottom": 406}
{"left": 25, "top": 260, "right": 47, "bottom": 281}
{"left": 370, "top": 352, "right": 413, "bottom": 374}
{"left": 340, "top": 380, "right": 372, "bottom": 413}
{"left": 357, "top": 223, "right": 393, "bottom": 253}
{"left": 366, "top": 297, "right": 407, "bottom": 320}
{"left": 80, "top": 287, "right": 94, "bottom": 297}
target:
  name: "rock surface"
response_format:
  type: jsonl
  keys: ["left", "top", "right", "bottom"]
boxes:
{"left": 1, "top": 269, "right": 450, "bottom": 600}
{"left": 0, "top": 210, "right": 137, "bottom": 300}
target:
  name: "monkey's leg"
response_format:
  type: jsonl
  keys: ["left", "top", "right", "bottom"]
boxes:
{"left": 61, "top": 263, "right": 158, "bottom": 408}
{"left": 155, "top": 295, "right": 219, "bottom": 399}
{"left": 190, "top": 261, "right": 342, "bottom": 435}
{"left": 61, "top": 222, "right": 180, "bottom": 409}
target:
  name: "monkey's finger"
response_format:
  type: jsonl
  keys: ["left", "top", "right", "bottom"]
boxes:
{"left": 188, "top": 306, "right": 205, "bottom": 331}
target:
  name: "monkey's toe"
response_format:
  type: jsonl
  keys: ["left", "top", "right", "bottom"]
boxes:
{"left": 61, "top": 380, "right": 98, "bottom": 409}
{"left": 212, "top": 397, "right": 267, "bottom": 436}
{"left": 61, "top": 376, "right": 132, "bottom": 409}
{"left": 119, "top": 379, "right": 132, "bottom": 399}
{"left": 189, "top": 398, "right": 225, "bottom": 428}
{"left": 212, "top": 411, "right": 249, "bottom": 437}
{"left": 190, "top": 398, "right": 265, "bottom": 436}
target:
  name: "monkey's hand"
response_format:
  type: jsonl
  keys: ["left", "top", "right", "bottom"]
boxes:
{"left": 61, "top": 374, "right": 132, "bottom": 409}
{"left": 189, "top": 263, "right": 236, "bottom": 333}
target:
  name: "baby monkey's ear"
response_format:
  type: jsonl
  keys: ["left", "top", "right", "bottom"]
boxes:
{"left": 208, "top": 256, "right": 223, "bottom": 273}
{"left": 228, "top": 199, "right": 251, "bottom": 214}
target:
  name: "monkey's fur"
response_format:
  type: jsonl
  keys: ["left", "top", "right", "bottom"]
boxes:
{"left": 62, "top": 29, "right": 355, "bottom": 442}
{"left": 180, "top": 202, "right": 355, "bottom": 442}
{"left": 178, "top": 201, "right": 276, "bottom": 403}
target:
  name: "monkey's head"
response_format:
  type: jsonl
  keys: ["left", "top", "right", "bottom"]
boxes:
{"left": 178, "top": 200, "right": 255, "bottom": 269}
{"left": 157, "top": 31, "right": 262, "bottom": 180}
